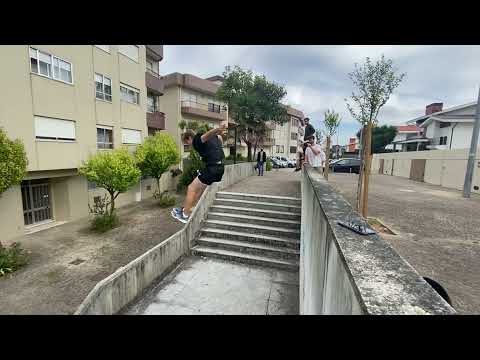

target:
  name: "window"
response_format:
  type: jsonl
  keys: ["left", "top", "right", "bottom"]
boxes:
{"left": 182, "top": 92, "right": 197, "bottom": 105}
{"left": 276, "top": 145, "right": 284, "bottom": 153}
{"left": 97, "top": 126, "right": 113, "bottom": 149}
{"left": 118, "top": 45, "right": 139, "bottom": 62}
{"left": 439, "top": 136, "right": 448, "bottom": 145}
{"left": 208, "top": 103, "right": 221, "bottom": 113}
{"left": 290, "top": 146, "right": 297, "bottom": 154}
{"left": 122, "top": 128, "right": 142, "bottom": 144}
{"left": 147, "top": 93, "right": 157, "bottom": 113}
{"left": 34, "top": 116, "right": 76, "bottom": 141}
{"left": 30, "top": 47, "right": 73, "bottom": 84}
{"left": 146, "top": 58, "right": 159, "bottom": 75}
{"left": 95, "top": 45, "right": 110, "bottom": 53}
{"left": 95, "top": 73, "right": 112, "bottom": 101}
{"left": 120, "top": 83, "right": 140, "bottom": 105}
{"left": 291, "top": 132, "right": 298, "bottom": 141}
{"left": 439, "top": 122, "right": 451, "bottom": 128}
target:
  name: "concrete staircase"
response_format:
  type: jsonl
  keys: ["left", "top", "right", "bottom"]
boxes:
{"left": 191, "top": 191, "right": 301, "bottom": 272}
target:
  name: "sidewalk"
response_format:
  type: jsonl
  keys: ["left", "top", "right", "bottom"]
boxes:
{"left": 0, "top": 195, "right": 184, "bottom": 314}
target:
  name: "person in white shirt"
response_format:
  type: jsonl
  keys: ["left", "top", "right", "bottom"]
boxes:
{"left": 304, "top": 135, "right": 326, "bottom": 171}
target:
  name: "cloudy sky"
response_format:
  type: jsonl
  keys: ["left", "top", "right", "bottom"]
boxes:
{"left": 160, "top": 45, "right": 480, "bottom": 145}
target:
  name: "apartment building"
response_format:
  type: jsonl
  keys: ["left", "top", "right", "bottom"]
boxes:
{"left": 271, "top": 106, "right": 305, "bottom": 159}
{"left": 160, "top": 73, "right": 239, "bottom": 160}
{"left": 0, "top": 45, "right": 168, "bottom": 243}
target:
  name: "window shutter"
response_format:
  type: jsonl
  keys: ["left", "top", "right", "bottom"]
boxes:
{"left": 34, "top": 116, "right": 76, "bottom": 140}
{"left": 122, "top": 128, "right": 142, "bottom": 144}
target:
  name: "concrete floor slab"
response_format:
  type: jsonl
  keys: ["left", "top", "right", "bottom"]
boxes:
{"left": 123, "top": 256, "right": 299, "bottom": 315}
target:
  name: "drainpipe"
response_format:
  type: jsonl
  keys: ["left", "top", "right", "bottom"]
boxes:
{"left": 450, "top": 123, "right": 458, "bottom": 149}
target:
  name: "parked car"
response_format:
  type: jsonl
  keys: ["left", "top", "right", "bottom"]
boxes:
{"left": 287, "top": 159, "right": 296, "bottom": 168}
{"left": 268, "top": 157, "right": 283, "bottom": 168}
{"left": 329, "top": 158, "right": 361, "bottom": 174}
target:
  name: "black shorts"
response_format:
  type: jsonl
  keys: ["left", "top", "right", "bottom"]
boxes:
{"left": 198, "top": 165, "right": 225, "bottom": 185}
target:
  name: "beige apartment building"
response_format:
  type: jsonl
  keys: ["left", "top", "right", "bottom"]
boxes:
{"left": 271, "top": 106, "right": 305, "bottom": 160}
{"left": 160, "top": 73, "right": 247, "bottom": 160}
{"left": 0, "top": 45, "right": 169, "bottom": 243}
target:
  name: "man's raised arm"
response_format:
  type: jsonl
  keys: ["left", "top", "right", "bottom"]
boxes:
{"left": 200, "top": 124, "right": 228, "bottom": 143}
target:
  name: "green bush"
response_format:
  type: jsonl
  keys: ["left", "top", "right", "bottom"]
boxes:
{"left": 0, "top": 242, "right": 28, "bottom": 277}
{"left": 266, "top": 159, "right": 272, "bottom": 171}
{"left": 177, "top": 149, "right": 205, "bottom": 192}
{"left": 0, "top": 127, "right": 28, "bottom": 196}
{"left": 91, "top": 213, "right": 119, "bottom": 233}
{"left": 158, "top": 193, "right": 176, "bottom": 208}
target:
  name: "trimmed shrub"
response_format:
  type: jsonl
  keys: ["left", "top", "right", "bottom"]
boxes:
{"left": 0, "top": 242, "right": 28, "bottom": 277}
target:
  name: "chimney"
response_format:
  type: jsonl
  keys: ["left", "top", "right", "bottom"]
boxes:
{"left": 425, "top": 103, "right": 443, "bottom": 115}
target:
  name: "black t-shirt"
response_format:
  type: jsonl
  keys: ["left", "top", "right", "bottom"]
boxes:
{"left": 304, "top": 124, "right": 315, "bottom": 140}
{"left": 193, "top": 133, "right": 225, "bottom": 165}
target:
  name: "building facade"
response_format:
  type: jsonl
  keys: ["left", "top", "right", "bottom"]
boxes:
{"left": 0, "top": 45, "right": 169, "bottom": 243}
{"left": 271, "top": 106, "right": 304, "bottom": 159}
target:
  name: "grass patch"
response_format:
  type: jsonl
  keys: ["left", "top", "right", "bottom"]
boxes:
{"left": 91, "top": 213, "right": 119, "bottom": 233}
{"left": 0, "top": 242, "right": 28, "bottom": 277}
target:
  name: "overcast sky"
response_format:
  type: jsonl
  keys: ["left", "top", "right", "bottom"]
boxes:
{"left": 160, "top": 45, "right": 480, "bottom": 145}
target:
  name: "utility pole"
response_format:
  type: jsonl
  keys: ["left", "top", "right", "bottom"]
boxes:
{"left": 463, "top": 87, "right": 480, "bottom": 198}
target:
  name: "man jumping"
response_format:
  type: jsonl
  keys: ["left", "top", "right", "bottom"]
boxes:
{"left": 171, "top": 124, "right": 227, "bottom": 223}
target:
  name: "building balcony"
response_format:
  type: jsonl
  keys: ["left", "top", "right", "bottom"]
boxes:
{"left": 146, "top": 69, "right": 165, "bottom": 96}
{"left": 147, "top": 111, "right": 166, "bottom": 131}
{"left": 181, "top": 100, "right": 227, "bottom": 122}
{"left": 259, "top": 138, "right": 275, "bottom": 146}
{"left": 146, "top": 45, "right": 163, "bottom": 61}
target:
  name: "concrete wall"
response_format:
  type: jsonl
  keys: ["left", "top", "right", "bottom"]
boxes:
{"left": 300, "top": 166, "right": 455, "bottom": 315}
{"left": 372, "top": 149, "right": 480, "bottom": 193}
{"left": 75, "top": 162, "right": 255, "bottom": 315}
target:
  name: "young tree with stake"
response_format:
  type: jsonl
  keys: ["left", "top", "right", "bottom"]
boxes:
{"left": 345, "top": 55, "right": 405, "bottom": 217}
{"left": 322, "top": 109, "right": 341, "bottom": 180}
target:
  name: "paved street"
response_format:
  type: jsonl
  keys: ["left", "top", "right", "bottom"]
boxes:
{"left": 328, "top": 173, "right": 480, "bottom": 314}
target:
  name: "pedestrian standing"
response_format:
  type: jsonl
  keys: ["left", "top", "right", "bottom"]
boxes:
{"left": 257, "top": 148, "right": 267, "bottom": 176}
{"left": 304, "top": 135, "right": 326, "bottom": 172}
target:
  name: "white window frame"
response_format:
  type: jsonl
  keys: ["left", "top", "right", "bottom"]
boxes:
{"left": 120, "top": 83, "right": 140, "bottom": 105}
{"left": 118, "top": 45, "right": 139, "bottom": 63}
{"left": 94, "top": 45, "right": 110, "bottom": 53}
{"left": 95, "top": 73, "right": 112, "bottom": 102}
{"left": 121, "top": 128, "right": 142, "bottom": 145}
{"left": 96, "top": 125, "right": 114, "bottom": 150}
{"left": 29, "top": 47, "right": 74, "bottom": 85}
{"left": 34, "top": 116, "right": 76, "bottom": 142}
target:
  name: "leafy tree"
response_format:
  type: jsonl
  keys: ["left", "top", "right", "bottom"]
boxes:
{"left": 315, "top": 129, "right": 324, "bottom": 144}
{"left": 80, "top": 148, "right": 141, "bottom": 216}
{"left": 356, "top": 125, "right": 397, "bottom": 154}
{"left": 135, "top": 132, "right": 180, "bottom": 198}
{"left": 345, "top": 55, "right": 405, "bottom": 217}
{"left": 0, "top": 128, "right": 28, "bottom": 196}
{"left": 216, "top": 66, "right": 289, "bottom": 161}
{"left": 322, "top": 110, "right": 341, "bottom": 180}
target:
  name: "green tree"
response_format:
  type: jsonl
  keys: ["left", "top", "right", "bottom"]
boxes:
{"left": 216, "top": 66, "right": 289, "bottom": 161}
{"left": 135, "top": 132, "right": 180, "bottom": 198}
{"left": 322, "top": 110, "right": 341, "bottom": 180}
{"left": 80, "top": 148, "right": 141, "bottom": 216}
{"left": 345, "top": 55, "right": 405, "bottom": 217}
{"left": 356, "top": 125, "right": 397, "bottom": 154}
{"left": 0, "top": 128, "right": 28, "bottom": 196}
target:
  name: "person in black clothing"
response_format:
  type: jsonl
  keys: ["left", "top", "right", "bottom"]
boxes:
{"left": 256, "top": 148, "right": 267, "bottom": 176}
{"left": 171, "top": 125, "right": 227, "bottom": 223}
{"left": 295, "top": 117, "right": 315, "bottom": 172}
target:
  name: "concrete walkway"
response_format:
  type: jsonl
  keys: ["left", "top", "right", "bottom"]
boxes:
{"left": 328, "top": 173, "right": 480, "bottom": 314}
{"left": 123, "top": 256, "right": 299, "bottom": 315}
{"left": 124, "top": 168, "right": 302, "bottom": 315}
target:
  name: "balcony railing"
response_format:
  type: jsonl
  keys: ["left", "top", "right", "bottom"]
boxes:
{"left": 145, "top": 70, "right": 164, "bottom": 95}
{"left": 147, "top": 67, "right": 161, "bottom": 79}
{"left": 181, "top": 100, "right": 227, "bottom": 121}
{"left": 146, "top": 111, "right": 166, "bottom": 130}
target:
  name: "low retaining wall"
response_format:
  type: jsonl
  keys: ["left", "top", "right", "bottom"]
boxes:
{"left": 75, "top": 162, "right": 255, "bottom": 315}
{"left": 372, "top": 149, "right": 480, "bottom": 193}
{"left": 300, "top": 165, "right": 455, "bottom": 315}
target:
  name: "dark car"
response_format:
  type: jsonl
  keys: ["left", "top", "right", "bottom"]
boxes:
{"left": 330, "top": 158, "right": 361, "bottom": 174}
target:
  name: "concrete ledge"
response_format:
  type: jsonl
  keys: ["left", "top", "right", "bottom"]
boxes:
{"left": 75, "top": 162, "right": 255, "bottom": 315}
{"left": 300, "top": 165, "right": 456, "bottom": 315}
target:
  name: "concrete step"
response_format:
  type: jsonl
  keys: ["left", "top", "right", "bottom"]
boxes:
{"left": 217, "top": 191, "right": 301, "bottom": 206}
{"left": 207, "top": 212, "right": 301, "bottom": 230}
{"left": 204, "top": 219, "right": 300, "bottom": 239}
{"left": 200, "top": 227, "right": 300, "bottom": 250}
{"left": 191, "top": 246, "right": 299, "bottom": 272}
{"left": 210, "top": 205, "right": 301, "bottom": 221}
{"left": 196, "top": 237, "right": 300, "bottom": 260}
{"left": 214, "top": 198, "right": 301, "bottom": 214}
